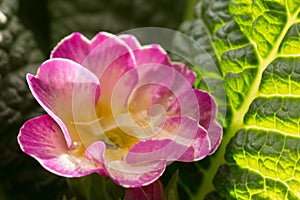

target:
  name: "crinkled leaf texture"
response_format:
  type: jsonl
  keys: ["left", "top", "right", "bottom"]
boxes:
{"left": 48, "top": 0, "right": 186, "bottom": 47}
{"left": 0, "top": 0, "right": 69, "bottom": 200}
{"left": 181, "top": 0, "right": 300, "bottom": 199}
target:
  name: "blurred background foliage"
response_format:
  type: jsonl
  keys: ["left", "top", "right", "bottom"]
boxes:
{"left": 0, "top": 0, "right": 199, "bottom": 199}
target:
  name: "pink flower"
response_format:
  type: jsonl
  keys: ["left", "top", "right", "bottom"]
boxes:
{"left": 18, "top": 32, "right": 222, "bottom": 187}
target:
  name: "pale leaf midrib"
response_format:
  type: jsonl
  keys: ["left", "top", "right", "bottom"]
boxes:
{"left": 244, "top": 125, "right": 300, "bottom": 137}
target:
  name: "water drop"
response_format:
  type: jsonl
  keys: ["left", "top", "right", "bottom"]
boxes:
{"left": 71, "top": 141, "right": 81, "bottom": 149}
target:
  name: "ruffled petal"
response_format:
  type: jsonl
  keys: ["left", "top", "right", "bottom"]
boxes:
{"left": 51, "top": 33, "right": 137, "bottom": 109}
{"left": 183, "top": 127, "right": 211, "bottom": 161}
{"left": 84, "top": 141, "right": 108, "bottom": 176}
{"left": 189, "top": 89, "right": 222, "bottom": 154}
{"left": 105, "top": 159, "right": 166, "bottom": 188}
{"left": 168, "top": 89, "right": 222, "bottom": 154}
{"left": 27, "top": 58, "right": 100, "bottom": 147}
{"left": 172, "top": 62, "right": 196, "bottom": 87}
{"left": 208, "top": 122, "right": 222, "bottom": 155}
{"left": 124, "top": 64, "right": 177, "bottom": 121}
{"left": 125, "top": 116, "right": 208, "bottom": 163}
{"left": 51, "top": 32, "right": 136, "bottom": 81}
{"left": 18, "top": 115, "right": 102, "bottom": 177}
{"left": 133, "top": 45, "right": 172, "bottom": 67}
{"left": 53, "top": 32, "right": 138, "bottom": 125}
{"left": 51, "top": 32, "right": 111, "bottom": 64}
{"left": 119, "top": 34, "right": 142, "bottom": 50}
{"left": 95, "top": 49, "right": 136, "bottom": 109}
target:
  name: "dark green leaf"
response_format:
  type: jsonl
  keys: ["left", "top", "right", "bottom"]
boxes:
{"left": 0, "top": 0, "right": 68, "bottom": 200}
{"left": 165, "top": 170, "right": 179, "bottom": 200}
{"left": 48, "top": 0, "right": 186, "bottom": 46}
{"left": 67, "top": 174, "right": 125, "bottom": 200}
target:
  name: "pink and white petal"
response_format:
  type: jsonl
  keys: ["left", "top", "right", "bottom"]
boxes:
{"left": 84, "top": 141, "right": 108, "bottom": 176}
{"left": 126, "top": 139, "right": 182, "bottom": 164}
{"left": 125, "top": 64, "right": 177, "bottom": 116}
{"left": 81, "top": 33, "right": 135, "bottom": 78}
{"left": 207, "top": 122, "right": 222, "bottom": 155}
{"left": 127, "top": 63, "right": 194, "bottom": 118}
{"left": 126, "top": 126, "right": 209, "bottom": 163}
{"left": 97, "top": 52, "right": 137, "bottom": 108}
{"left": 168, "top": 89, "right": 222, "bottom": 154}
{"left": 180, "top": 126, "right": 211, "bottom": 161}
{"left": 156, "top": 116, "right": 200, "bottom": 144}
{"left": 133, "top": 45, "right": 173, "bottom": 67}
{"left": 189, "top": 89, "right": 222, "bottom": 154}
{"left": 98, "top": 67, "right": 138, "bottom": 131}
{"left": 80, "top": 34, "right": 138, "bottom": 116}
{"left": 50, "top": 32, "right": 111, "bottom": 64}
{"left": 126, "top": 116, "right": 205, "bottom": 163}
{"left": 119, "top": 34, "right": 142, "bottom": 50}
{"left": 172, "top": 62, "right": 196, "bottom": 87}
{"left": 27, "top": 58, "right": 100, "bottom": 147}
{"left": 195, "top": 90, "right": 218, "bottom": 130}
{"left": 51, "top": 32, "right": 136, "bottom": 84}
{"left": 105, "top": 159, "right": 166, "bottom": 188}
{"left": 168, "top": 89, "right": 218, "bottom": 129}
{"left": 18, "top": 115, "right": 101, "bottom": 177}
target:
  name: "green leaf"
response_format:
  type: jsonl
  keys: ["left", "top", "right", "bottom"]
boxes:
{"left": 0, "top": 0, "right": 44, "bottom": 135}
{"left": 180, "top": 0, "right": 300, "bottom": 199}
{"left": 165, "top": 170, "right": 179, "bottom": 200}
{"left": 48, "top": 0, "right": 186, "bottom": 46}
{"left": 0, "top": 1, "right": 68, "bottom": 200}
{"left": 62, "top": 195, "right": 77, "bottom": 200}
{"left": 67, "top": 174, "right": 125, "bottom": 200}
{"left": 104, "top": 178, "right": 125, "bottom": 200}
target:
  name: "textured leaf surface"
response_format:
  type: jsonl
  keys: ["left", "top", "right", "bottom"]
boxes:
{"left": 0, "top": 0, "right": 68, "bottom": 199}
{"left": 181, "top": 0, "right": 300, "bottom": 199}
{"left": 48, "top": 0, "right": 186, "bottom": 46}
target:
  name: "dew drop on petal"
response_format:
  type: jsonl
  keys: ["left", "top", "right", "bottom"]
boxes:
{"left": 167, "top": 96, "right": 175, "bottom": 107}
{"left": 71, "top": 141, "right": 82, "bottom": 150}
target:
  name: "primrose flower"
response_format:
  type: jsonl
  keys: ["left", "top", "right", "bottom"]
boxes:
{"left": 18, "top": 32, "right": 222, "bottom": 187}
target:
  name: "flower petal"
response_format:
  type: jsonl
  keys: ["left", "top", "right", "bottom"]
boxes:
{"left": 188, "top": 89, "right": 222, "bottom": 154}
{"left": 172, "top": 62, "right": 196, "bottom": 87}
{"left": 208, "top": 122, "right": 222, "bottom": 155}
{"left": 105, "top": 159, "right": 166, "bottom": 188}
{"left": 133, "top": 45, "right": 172, "bottom": 67}
{"left": 51, "top": 32, "right": 136, "bottom": 81}
{"left": 184, "top": 127, "right": 211, "bottom": 161}
{"left": 125, "top": 116, "right": 208, "bottom": 163}
{"left": 51, "top": 33, "right": 137, "bottom": 105}
{"left": 119, "top": 34, "right": 142, "bottom": 50}
{"left": 51, "top": 32, "right": 111, "bottom": 64}
{"left": 84, "top": 141, "right": 108, "bottom": 176}
{"left": 27, "top": 58, "right": 101, "bottom": 147}
{"left": 18, "top": 115, "right": 101, "bottom": 177}
{"left": 168, "top": 89, "right": 222, "bottom": 154}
